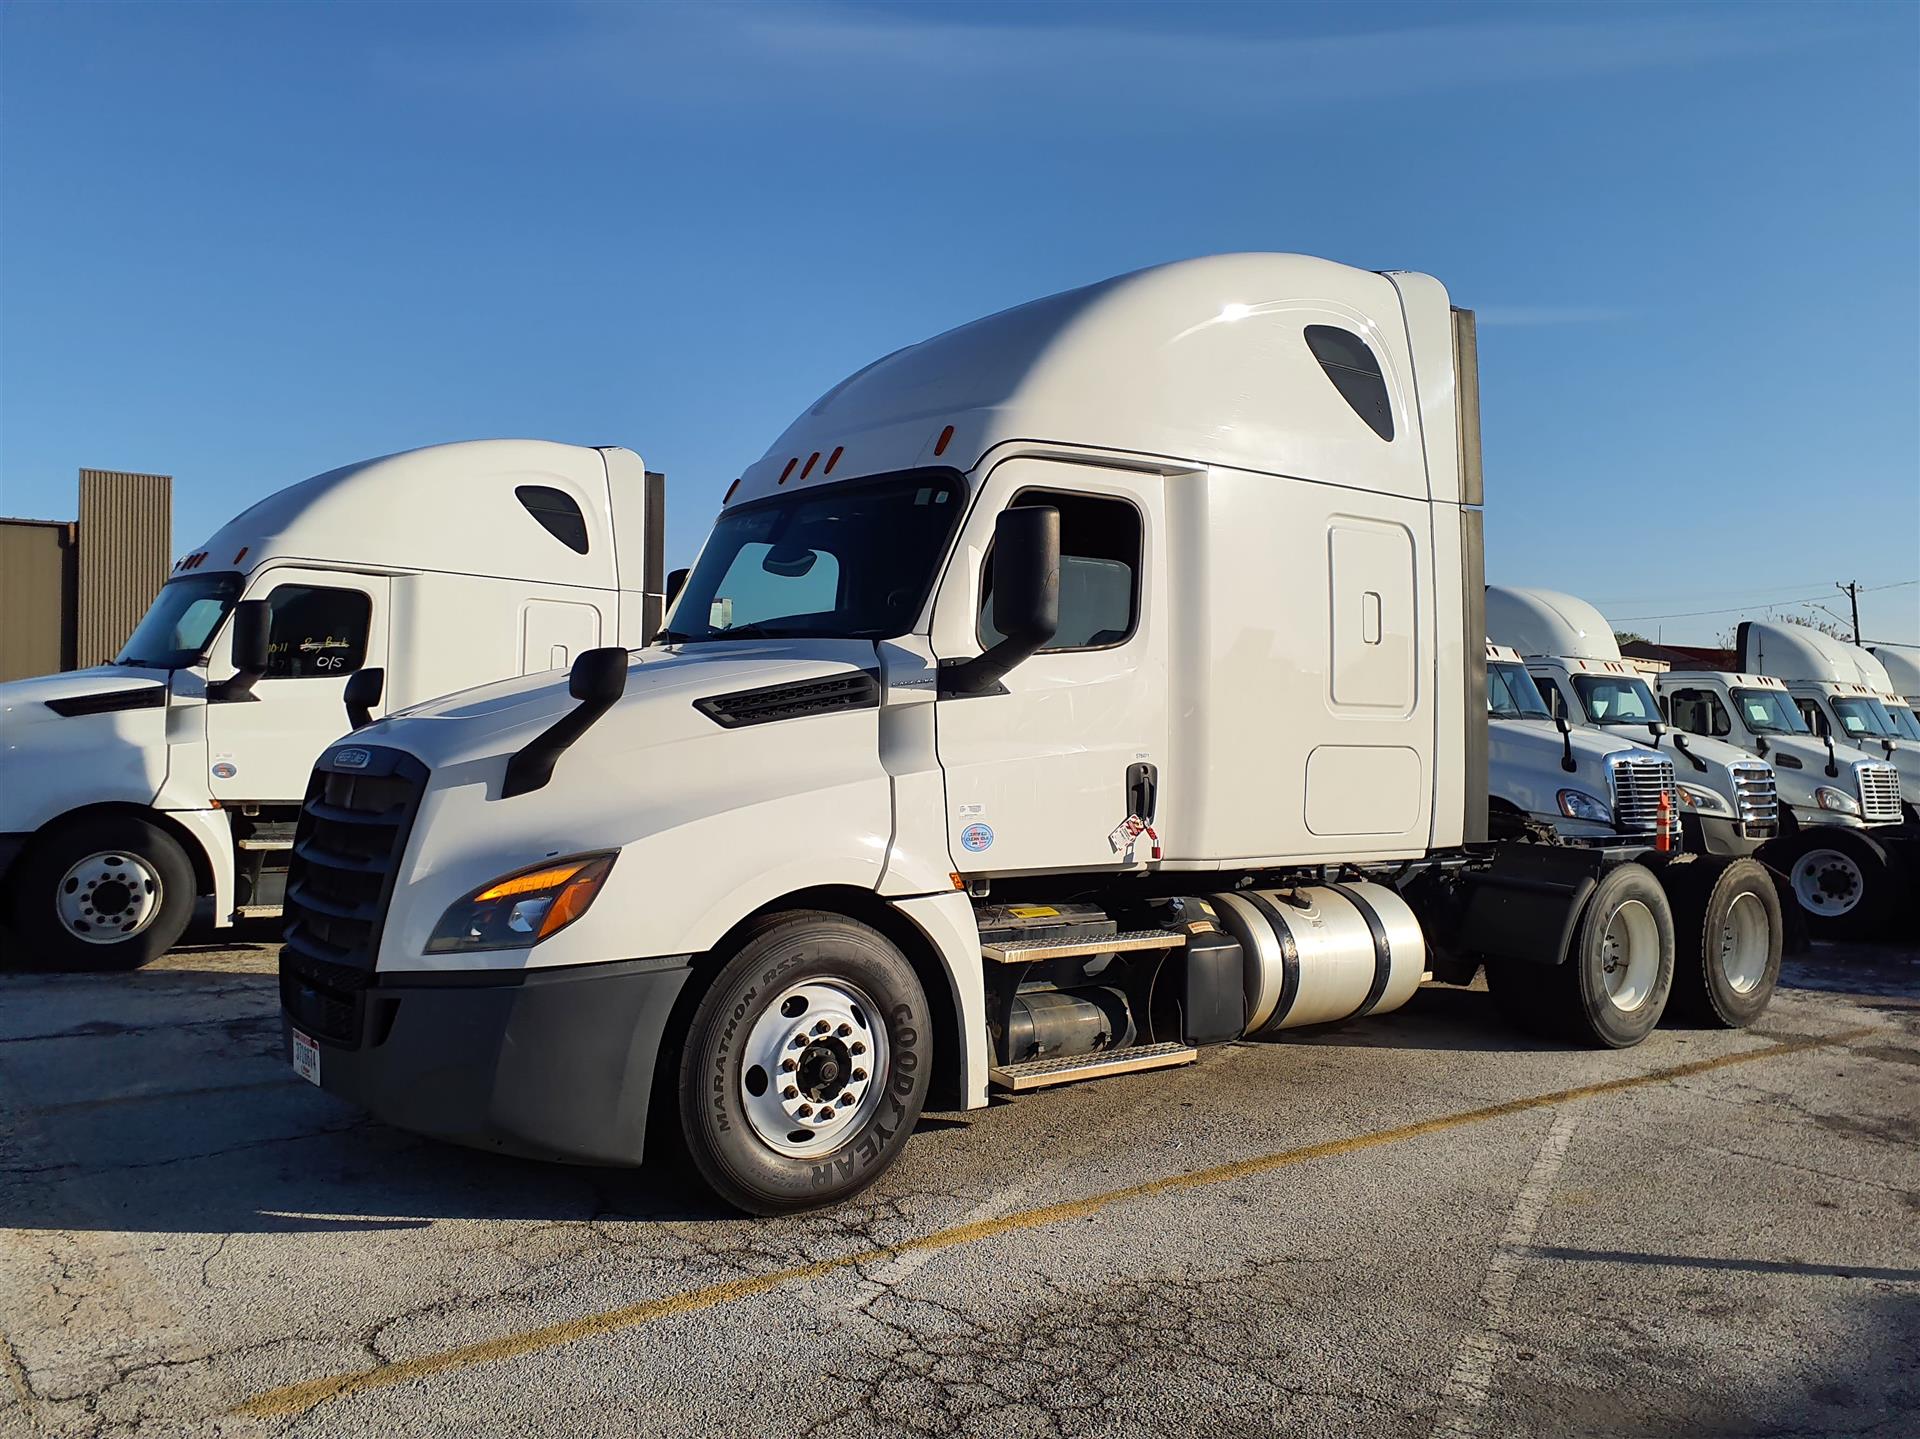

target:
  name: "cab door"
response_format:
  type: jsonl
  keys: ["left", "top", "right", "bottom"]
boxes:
{"left": 208, "top": 569, "right": 389, "bottom": 802}
{"left": 929, "top": 459, "right": 1167, "bottom": 874}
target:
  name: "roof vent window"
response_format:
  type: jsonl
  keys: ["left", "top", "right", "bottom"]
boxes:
{"left": 515, "top": 485, "right": 590, "bottom": 554}
{"left": 1304, "top": 325, "right": 1394, "bottom": 442}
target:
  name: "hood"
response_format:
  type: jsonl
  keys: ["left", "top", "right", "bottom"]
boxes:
{"left": 1489, "top": 717, "right": 1641, "bottom": 820}
{"left": 0, "top": 666, "right": 169, "bottom": 733}
{"left": 345, "top": 638, "right": 881, "bottom": 774}
{"left": 1599, "top": 726, "right": 1760, "bottom": 783}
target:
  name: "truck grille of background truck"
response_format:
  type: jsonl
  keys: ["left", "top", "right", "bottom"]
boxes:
{"left": 1857, "top": 763, "right": 1903, "bottom": 824}
{"left": 1608, "top": 754, "right": 1678, "bottom": 836}
{"left": 1731, "top": 762, "right": 1779, "bottom": 836}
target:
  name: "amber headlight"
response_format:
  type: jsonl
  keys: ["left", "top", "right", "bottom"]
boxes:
{"left": 426, "top": 853, "right": 616, "bottom": 953}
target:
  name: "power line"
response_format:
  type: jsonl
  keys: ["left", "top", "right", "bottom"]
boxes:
{"left": 1611, "top": 580, "right": 1916, "bottom": 624}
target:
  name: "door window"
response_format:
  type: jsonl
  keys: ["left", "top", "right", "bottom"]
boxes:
{"left": 1668, "top": 687, "right": 1732, "bottom": 738}
{"left": 263, "top": 585, "right": 372, "bottom": 677}
{"left": 978, "top": 491, "right": 1141, "bottom": 651}
{"left": 1795, "top": 698, "right": 1828, "bottom": 736}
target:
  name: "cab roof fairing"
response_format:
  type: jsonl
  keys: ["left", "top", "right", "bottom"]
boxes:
{"left": 1485, "top": 586, "right": 1623, "bottom": 664}
{"left": 729, "top": 253, "right": 1448, "bottom": 509}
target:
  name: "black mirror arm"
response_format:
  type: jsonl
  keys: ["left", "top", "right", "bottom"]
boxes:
{"left": 501, "top": 647, "right": 630, "bottom": 799}
{"left": 939, "top": 633, "right": 1051, "bottom": 698}
{"left": 1669, "top": 730, "right": 1708, "bottom": 773}
{"left": 1823, "top": 732, "right": 1840, "bottom": 778}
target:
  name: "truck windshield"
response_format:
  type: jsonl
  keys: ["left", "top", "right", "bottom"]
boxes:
{"left": 1572, "top": 674, "right": 1662, "bottom": 726}
{"left": 1488, "top": 663, "right": 1552, "bottom": 719}
{"left": 1831, "top": 696, "right": 1899, "bottom": 740}
{"left": 1884, "top": 704, "right": 1920, "bottom": 742}
{"left": 662, "top": 470, "right": 966, "bottom": 642}
{"left": 114, "top": 573, "right": 242, "bottom": 669}
{"left": 1730, "top": 688, "right": 1809, "bottom": 735}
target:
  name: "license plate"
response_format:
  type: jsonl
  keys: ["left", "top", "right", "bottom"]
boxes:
{"left": 291, "top": 1027, "right": 321, "bottom": 1086}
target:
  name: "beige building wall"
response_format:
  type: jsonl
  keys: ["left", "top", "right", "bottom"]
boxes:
{"left": 75, "top": 469, "right": 172, "bottom": 667}
{"left": 0, "top": 519, "right": 78, "bottom": 681}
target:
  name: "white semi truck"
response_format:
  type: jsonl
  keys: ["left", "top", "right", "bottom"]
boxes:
{"left": 1648, "top": 655, "right": 1907, "bottom": 935}
{"left": 0, "top": 441, "right": 666, "bottom": 969}
{"left": 1739, "top": 621, "right": 1920, "bottom": 799}
{"left": 277, "top": 254, "right": 1778, "bottom": 1215}
{"left": 1869, "top": 643, "right": 1920, "bottom": 711}
{"left": 1486, "top": 588, "right": 1779, "bottom": 858}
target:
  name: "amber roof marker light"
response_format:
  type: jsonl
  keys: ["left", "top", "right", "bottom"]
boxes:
{"left": 933, "top": 424, "right": 955, "bottom": 457}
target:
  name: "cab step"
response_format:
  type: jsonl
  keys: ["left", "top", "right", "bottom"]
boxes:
{"left": 236, "top": 837, "right": 294, "bottom": 852}
{"left": 233, "top": 903, "right": 283, "bottom": 920}
{"left": 981, "top": 929, "right": 1185, "bottom": 964}
{"left": 990, "top": 1040, "right": 1198, "bottom": 1092}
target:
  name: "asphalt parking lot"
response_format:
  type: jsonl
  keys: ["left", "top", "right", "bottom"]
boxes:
{"left": 1, "top": 930, "right": 1915, "bottom": 1439}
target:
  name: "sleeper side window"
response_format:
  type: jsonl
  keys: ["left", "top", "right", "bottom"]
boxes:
{"left": 516, "top": 485, "right": 590, "bottom": 555}
{"left": 979, "top": 490, "right": 1141, "bottom": 652}
{"left": 1668, "top": 687, "right": 1732, "bottom": 739}
{"left": 1305, "top": 325, "right": 1394, "bottom": 441}
{"left": 263, "top": 585, "right": 372, "bottom": 678}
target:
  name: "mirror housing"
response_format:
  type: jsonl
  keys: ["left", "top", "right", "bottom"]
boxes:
{"left": 501, "top": 647, "right": 631, "bottom": 799}
{"left": 1552, "top": 708, "right": 1578, "bottom": 772}
{"left": 344, "top": 667, "right": 385, "bottom": 730}
{"left": 939, "top": 507, "right": 1061, "bottom": 698}
{"left": 664, "top": 567, "right": 689, "bottom": 613}
{"left": 210, "top": 599, "right": 272, "bottom": 702}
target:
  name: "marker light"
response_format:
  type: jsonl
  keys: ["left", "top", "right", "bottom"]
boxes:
{"left": 934, "top": 424, "right": 955, "bottom": 456}
{"left": 427, "top": 853, "right": 617, "bottom": 952}
{"left": 779, "top": 458, "right": 798, "bottom": 484}
{"left": 825, "top": 446, "right": 844, "bottom": 474}
{"left": 801, "top": 451, "right": 820, "bottom": 479}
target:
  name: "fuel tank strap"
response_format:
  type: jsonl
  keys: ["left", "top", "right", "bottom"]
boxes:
{"left": 1324, "top": 882, "right": 1392, "bottom": 1019}
{"left": 1241, "top": 891, "right": 1302, "bottom": 1031}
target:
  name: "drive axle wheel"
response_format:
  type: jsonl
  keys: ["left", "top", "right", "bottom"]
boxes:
{"left": 1664, "top": 858, "right": 1782, "bottom": 1028}
{"left": 678, "top": 912, "right": 930, "bottom": 1215}
{"left": 7, "top": 814, "right": 195, "bottom": 971}
{"left": 1489, "top": 862, "right": 1675, "bottom": 1048}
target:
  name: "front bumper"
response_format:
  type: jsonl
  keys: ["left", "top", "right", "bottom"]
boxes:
{"left": 282, "top": 952, "right": 694, "bottom": 1166}
{"left": 1683, "top": 813, "right": 1775, "bottom": 858}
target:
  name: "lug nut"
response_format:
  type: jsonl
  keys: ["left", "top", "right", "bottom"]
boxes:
{"left": 781, "top": 1058, "right": 797, "bottom": 1072}
{"left": 850, "top": 1042, "right": 866, "bottom": 1055}
{"left": 797, "top": 1104, "right": 814, "bottom": 1118}
{"left": 839, "top": 1091, "right": 855, "bottom": 1106}
{"left": 836, "top": 1023, "right": 851, "bottom": 1037}
{"left": 814, "top": 1020, "right": 831, "bottom": 1034}
{"left": 818, "top": 1107, "right": 834, "bottom": 1121}
{"left": 791, "top": 1034, "right": 807, "bottom": 1049}
{"left": 851, "top": 1068, "right": 866, "bottom": 1082}
{"left": 782, "top": 1086, "right": 798, "bottom": 1100}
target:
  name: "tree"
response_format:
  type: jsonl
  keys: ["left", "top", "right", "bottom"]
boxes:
{"left": 1771, "top": 609, "right": 1851, "bottom": 640}
{"left": 1613, "top": 631, "right": 1650, "bottom": 648}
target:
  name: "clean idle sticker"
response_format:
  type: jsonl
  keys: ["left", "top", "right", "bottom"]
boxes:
{"left": 959, "top": 822, "right": 994, "bottom": 853}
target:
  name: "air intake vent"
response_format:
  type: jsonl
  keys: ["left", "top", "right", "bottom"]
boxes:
{"left": 694, "top": 671, "right": 881, "bottom": 729}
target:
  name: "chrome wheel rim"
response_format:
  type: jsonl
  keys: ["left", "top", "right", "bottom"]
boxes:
{"left": 739, "top": 977, "right": 889, "bottom": 1159}
{"left": 1599, "top": 898, "right": 1659, "bottom": 1012}
{"left": 1790, "top": 848, "right": 1863, "bottom": 918}
{"left": 1718, "top": 890, "right": 1770, "bottom": 994}
{"left": 56, "top": 850, "right": 163, "bottom": 943}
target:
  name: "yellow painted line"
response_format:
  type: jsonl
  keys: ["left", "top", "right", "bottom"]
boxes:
{"left": 236, "top": 1025, "right": 1873, "bottom": 1421}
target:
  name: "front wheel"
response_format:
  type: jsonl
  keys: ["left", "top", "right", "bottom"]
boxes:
{"left": 677, "top": 912, "right": 931, "bottom": 1215}
{"left": 1664, "top": 857, "right": 1782, "bottom": 1028}
{"left": 1780, "top": 831, "right": 1888, "bottom": 939}
{"left": 6, "top": 814, "right": 195, "bottom": 971}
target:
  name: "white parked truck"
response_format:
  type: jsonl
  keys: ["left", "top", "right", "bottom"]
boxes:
{"left": 277, "top": 254, "right": 1774, "bottom": 1215}
{"left": 0, "top": 441, "right": 666, "bottom": 969}
{"left": 1869, "top": 643, "right": 1920, "bottom": 712}
{"left": 1740, "top": 621, "right": 1920, "bottom": 799}
{"left": 1486, "top": 588, "right": 1779, "bottom": 858}
{"left": 1650, "top": 657, "right": 1907, "bottom": 935}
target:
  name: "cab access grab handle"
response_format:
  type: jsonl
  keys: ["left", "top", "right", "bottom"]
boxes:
{"left": 500, "top": 647, "right": 630, "bottom": 799}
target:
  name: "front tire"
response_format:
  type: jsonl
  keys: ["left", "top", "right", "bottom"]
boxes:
{"left": 1489, "top": 862, "right": 1675, "bottom": 1048}
{"left": 6, "top": 814, "right": 195, "bottom": 971}
{"left": 1664, "top": 858, "right": 1782, "bottom": 1028}
{"left": 677, "top": 912, "right": 931, "bottom": 1215}
{"left": 1780, "top": 831, "right": 1888, "bottom": 939}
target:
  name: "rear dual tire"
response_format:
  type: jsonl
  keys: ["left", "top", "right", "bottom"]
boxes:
{"left": 676, "top": 912, "right": 931, "bottom": 1215}
{"left": 1489, "top": 861, "right": 1676, "bottom": 1048}
{"left": 1664, "top": 857, "right": 1782, "bottom": 1028}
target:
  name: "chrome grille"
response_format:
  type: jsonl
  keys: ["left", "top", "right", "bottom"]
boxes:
{"left": 1857, "top": 763, "right": 1903, "bottom": 824}
{"left": 1730, "top": 762, "right": 1778, "bottom": 834}
{"left": 1608, "top": 754, "right": 1677, "bottom": 835}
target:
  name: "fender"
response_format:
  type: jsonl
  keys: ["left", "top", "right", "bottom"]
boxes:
{"left": 161, "top": 805, "right": 237, "bottom": 927}
{"left": 889, "top": 889, "right": 990, "bottom": 1112}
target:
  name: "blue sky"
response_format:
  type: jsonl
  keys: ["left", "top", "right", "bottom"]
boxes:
{"left": 3, "top": 0, "right": 1915, "bottom": 645}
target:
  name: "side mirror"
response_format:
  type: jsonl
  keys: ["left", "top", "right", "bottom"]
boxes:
{"left": 1552, "top": 707, "right": 1577, "bottom": 772}
{"left": 344, "top": 667, "right": 385, "bottom": 730}
{"left": 1648, "top": 721, "right": 1668, "bottom": 738}
{"left": 501, "top": 646, "right": 631, "bottom": 799}
{"left": 664, "top": 568, "right": 689, "bottom": 612}
{"left": 211, "top": 599, "right": 272, "bottom": 702}
{"left": 939, "top": 507, "right": 1061, "bottom": 698}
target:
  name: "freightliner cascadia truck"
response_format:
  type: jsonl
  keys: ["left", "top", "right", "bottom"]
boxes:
{"left": 277, "top": 254, "right": 1785, "bottom": 1214}
{"left": 0, "top": 442, "right": 666, "bottom": 969}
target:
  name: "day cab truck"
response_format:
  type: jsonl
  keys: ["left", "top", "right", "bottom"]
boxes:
{"left": 1483, "top": 640, "right": 1783, "bottom": 1026}
{"left": 1650, "top": 649, "right": 1906, "bottom": 937}
{"left": 277, "top": 254, "right": 1782, "bottom": 1216}
{"left": 0, "top": 441, "right": 667, "bottom": 969}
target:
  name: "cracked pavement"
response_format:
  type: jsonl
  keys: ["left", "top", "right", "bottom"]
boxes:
{"left": 0, "top": 931, "right": 1914, "bottom": 1438}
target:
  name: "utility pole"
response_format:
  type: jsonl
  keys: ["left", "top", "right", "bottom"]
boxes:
{"left": 1837, "top": 581, "right": 1861, "bottom": 644}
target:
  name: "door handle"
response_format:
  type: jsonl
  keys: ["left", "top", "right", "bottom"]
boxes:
{"left": 1125, "top": 762, "right": 1157, "bottom": 821}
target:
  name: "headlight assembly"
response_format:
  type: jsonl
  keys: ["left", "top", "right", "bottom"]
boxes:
{"left": 1813, "top": 786, "right": 1861, "bottom": 816}
{"left": 1677, "top": 783, "right": 1733, "bottom": 818}
{"left": 1557, "top": 789, "right": 1612, "bottom": 823}
{"left": 427, "top": 852, "right": 617, "bottom": 953}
